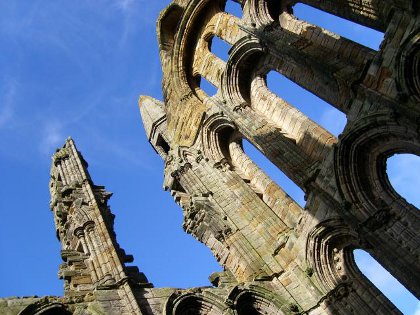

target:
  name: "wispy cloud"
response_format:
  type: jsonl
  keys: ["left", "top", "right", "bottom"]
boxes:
{"left": 319, "top": 107, "right": 346, "bottom": 137}
{"left": 106, "top": 140, "right": 152, "bottom": 169}
{"left": 115, "top": 0, "right": 156, "bottom": 50}
{"left": 115, "top": 0, "right": 135, "bottom": 12}
{"left": 414, "top": 302, "right": 420, "bottom": 315}
{"left": 140, "top": 59, "right": 161, "bottom": 94}
{"left": 84, "top": 125, "right": 154, "bottom": 170}
{"left": 0, "top": 79, "right": 18, "bottom": 128}
{"left": 39, "top": 122, "right": 64, "bottom": 155}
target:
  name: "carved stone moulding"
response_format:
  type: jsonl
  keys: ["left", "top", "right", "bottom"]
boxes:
{"left": 306, "top": 219, "right": 360, "bottom": 292}
{"left": 19, "top": 301, "right": 72, "bottom": 315}
{"left": 334, "top": 116, "right": 420, "bottom": 222}
{"left": 164, "top": 292, "right": 227, "bottom": 315}
{"left": 397, "top": 28, "right": 420, "bottom": 104}
{"left": 226, "top": 285, "right": 291, "bottom": 315}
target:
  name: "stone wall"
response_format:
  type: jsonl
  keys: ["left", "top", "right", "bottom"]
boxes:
{"left": 139, "top": 0, "right": 419, "bottom": 313}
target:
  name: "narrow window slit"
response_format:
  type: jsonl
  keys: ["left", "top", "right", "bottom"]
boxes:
{"left": 293, "top": 4, "right": 384, "bottom": 51}
{"left": 200, "top": 76, "right": 218, "bottom": 96}
{"left": 243, "top": 140, "right": 305, "bottom": 207}
{"left": 224, "top": 0, "right": 242, "bottom": 19}
{"left": 209, "top": 36, "right": 231, "bottom": 63}
{"left": 157, "top": 135, "right": 170, "bottom": 154}
{"left": 354, "top": 249, "right": 418, "bottom": 314}
{"left": 266, "top": 71, "right": 346, "bottom": 137}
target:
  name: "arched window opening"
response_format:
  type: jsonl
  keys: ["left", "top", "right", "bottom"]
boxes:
{"left": 293, "top": 4, "right": 384, "bottom": 51}
{"left": 265, "top": 0, "right": 282, "bottom": 21}
{"left": 237, "top": 304, "right": 260, "bottom": 315}
{"left": 354, "top": 249, "right": 418, "bottom": 315}
{"left": 172, "top": 179, "right": 186, "bottom": 194}
{"left": 200, "top": 76, "right": 218, "bottom": 96}
{"left": 235, "top": 292, "right": 284, "bottom": 315}
{"left": 217, "top": 127, "right": 235, "bottom": 161}
{"left": 40, "top": 309, "right": 72, "bottom": 315}
{"left": 386, "top": 153, "right": 420, "bottom": 208}
{"left": 76, "top": 241, "right": 84, "bottom": 253}
{"left": 20, "top": 304, "right": 72, "bottom": 315}
{"left": 171, "top": 296, "right": 223, "bottom": 315}
{"left": 159, "top": 5, "right": 183, "bottom": 52}
{"left": 267, "top": 71, "right": 346, "bottom": 137}
{"left": 243, "top": 140, "right": 305, "bottom": 207}
{"left": 209, "top": 36, "right": 231, "bottom": 63}
{"left": 157, "top": 134, "right": 170, "bottom": 155}
{"left": 224, "top": 0, "right": 242, "bottom": 19}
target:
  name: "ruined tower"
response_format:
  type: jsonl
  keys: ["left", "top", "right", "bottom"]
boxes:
{"left": 0, "top": 139, "right": 153, "bottom": 314}
{"left": 48, "top": 138, "right": 151, "bottom": 313}
{"left": 138, "top": 0, "right": 420, "bottom": 314}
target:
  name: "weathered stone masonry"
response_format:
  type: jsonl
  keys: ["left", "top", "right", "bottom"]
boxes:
{"left": 138, "top": 0, "right": 420, "bottom": 313}
{"left": 1, "top": 138, "right": 149, "bottom": 314}
{"left": 1, "top": 0, "right": 419, "bottom": 314}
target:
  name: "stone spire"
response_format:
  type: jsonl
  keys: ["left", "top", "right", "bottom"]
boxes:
{"left": 138, "top": 95, "right": 166, "bottom": 141}
{"left": 49, "top": 138, "right": 150, "bottom": 311}
{"left": 138, "top": 95, "right": 170, "bottom": 159}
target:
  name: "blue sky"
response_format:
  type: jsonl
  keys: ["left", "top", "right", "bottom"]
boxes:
{"left": 0, "top": 1, "right": 418, "bottom": 314}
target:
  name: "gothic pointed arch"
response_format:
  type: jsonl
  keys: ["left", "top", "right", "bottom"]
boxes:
{"left": 73, "top": 208, "right": 94, "bottom": 232}
{"left": 335, "top": 116, "right": 420, "bottom": 221}
{"left": 221, "top": 36, "right": 266, "bottom": 107}
{"left": 245, "top": 0, "right": 283, "bottom": 27}
{"left": 396, "top": 28, "right": 420, "bottom": 106}
{"left": 158, "top": 3, "right": 184, "bottom": 53}
{"left": 200, "top": 112, "right": 238, "bottom": 162}
{"left": 164, "top": 292, "right": 229, "bottom": 315}
{"left": 226, "top": 285, "right": 289, "bottom": 315}
{"left": 19, "top": 302, "right": 71, "bottom": 315}
{"left": 334, "top": 115, "right": 420, "bottom": 296}
{"left": 161, "top": 0, "right": 220, "bottom": 146}
{"left": 305, "top": 218, "right": 408, "bottom": 313}
{"left": 306, "top": 218, "right": 361, "bottom": 291}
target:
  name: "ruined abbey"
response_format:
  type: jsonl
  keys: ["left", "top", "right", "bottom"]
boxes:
{"left": 1, "top": 0, "right": 419, "bottom": 314}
